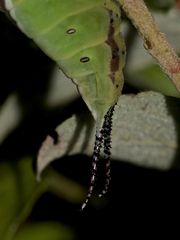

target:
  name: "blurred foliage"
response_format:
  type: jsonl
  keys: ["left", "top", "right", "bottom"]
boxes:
{"left": 0, "top": 1, "right": 180, "bottom": 239}
{"left": 145, "top": 0, "right": 175, "bottom": 11}
{"left": 14, "top": 222, "right": 74, "bottom": 240}
{"left": 0, "top": 158, "right": 47, "bottom": 240}
{"left": 127, "top": 65, "right": 180, "bottom": 98}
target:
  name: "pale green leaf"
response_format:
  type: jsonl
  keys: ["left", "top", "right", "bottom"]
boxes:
{"left": 37, "top": 91, "right": 180, "bottom": 179}
{"left": 127, "top": 64, "right": 180, "bottom": 98}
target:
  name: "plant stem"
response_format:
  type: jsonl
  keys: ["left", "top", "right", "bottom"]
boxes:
{"left": 119, "top": 0, "right": 180, "bottom": 92}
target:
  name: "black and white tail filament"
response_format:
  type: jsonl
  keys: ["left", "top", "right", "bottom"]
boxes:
{"left": 81, "top": 105, "right": 115, "bottom": 210}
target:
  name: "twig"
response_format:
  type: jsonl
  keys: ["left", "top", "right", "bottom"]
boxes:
{"left": 119, "top": 0, "right": 180, "bottom": 92}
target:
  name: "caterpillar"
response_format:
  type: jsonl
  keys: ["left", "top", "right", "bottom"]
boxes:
{"left": 1, "top": 0, "right": 126, "bottom": 208}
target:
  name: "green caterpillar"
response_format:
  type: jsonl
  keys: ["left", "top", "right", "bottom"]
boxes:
{"left": 2, "top": 0, "right": 125, "bottom": 125}
{"left": 1, "top": 0, "right": 126, "bottom": 208}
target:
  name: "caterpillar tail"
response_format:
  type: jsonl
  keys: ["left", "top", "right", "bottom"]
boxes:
{"left": 99, "top": 105, "right": 115, "bottom": 197}
{"left": 81, "top": 127, "right": 104, "bottom": 211}
{"left": 81, "top": 105, "right": 115, "bottom": 211}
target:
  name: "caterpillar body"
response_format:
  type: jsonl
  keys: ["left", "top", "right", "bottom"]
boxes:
{"left": 1, "top": 0, "right": 126, "bottom": 208}
{"left": 2, "top": 0, "right": 125, "bottom": 124}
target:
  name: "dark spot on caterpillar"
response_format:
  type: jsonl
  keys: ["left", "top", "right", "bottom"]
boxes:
{"left": 122, "top": 50, "right": 125, "bottom": 55}
{"left": 116, "top": 84, "right": 119, "bottom": 88}
{"left": 105, "top": 10, "right": 120, "bottom": 83}
{"left": 66, "top": 28, "right": 76, "bottom": 34}
{"left": 112, "top": 47, "right": 119, "bottom": 59}
{"left": 110, "top": 18, "right": 114, "bottom": 24}
{"left": 80, "top": 57, "right": 90, "bottom": 63}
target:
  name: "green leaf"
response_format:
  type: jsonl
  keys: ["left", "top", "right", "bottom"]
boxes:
{"left": 128, "top": 64, "right": 180, "bottom": 98}
{"left": 14, "top": 222, "right": 75, "bottom": 240}
{"left": 0, "top": 158, "right": 48, "bottom": 240}
{"left": 145, "top": 0, "right": 175, "bottom": 11}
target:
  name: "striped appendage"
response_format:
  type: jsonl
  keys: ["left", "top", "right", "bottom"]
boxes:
{"left": 99, "top": 105, "right": 114, "bottom": 197}
{"left": 81, "top": 128, "right": 104, "bottom": 211}
{"left": 81, "top": 105, "right": 115, "bottom": 210}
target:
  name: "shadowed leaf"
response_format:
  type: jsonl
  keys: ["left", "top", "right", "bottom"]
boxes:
{"left": 37, "top": 91, "right": 180, "bottom": 179}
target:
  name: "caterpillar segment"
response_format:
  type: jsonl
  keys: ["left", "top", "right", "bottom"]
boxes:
{"left": 4, "top": 0, "right": 125, "bottom": 125}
